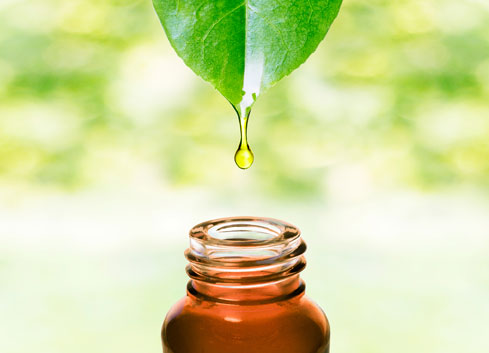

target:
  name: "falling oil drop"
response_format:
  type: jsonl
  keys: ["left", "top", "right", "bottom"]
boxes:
{"left": 234, "top": 108, "right": 254, "bottom": 169}
{"left": 235, "top": 144, "right": 254, "bottom": 169}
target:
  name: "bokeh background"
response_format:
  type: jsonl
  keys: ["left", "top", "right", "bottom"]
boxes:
{"left": 1, "top": 0, "right": 488, "bottom": 352}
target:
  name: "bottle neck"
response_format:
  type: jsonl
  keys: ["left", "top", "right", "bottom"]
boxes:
{"left": 188, "top": 276, "right": 305, "bottom": 304}
{"left": 185, "top": 217, "right": 307, "bottom": 304}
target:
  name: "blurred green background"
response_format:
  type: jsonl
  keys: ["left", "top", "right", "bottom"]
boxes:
{"left": 1, "top": 0, "right": 488, "bottom": 352}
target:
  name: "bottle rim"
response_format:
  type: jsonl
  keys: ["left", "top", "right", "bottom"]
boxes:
{"left": 189, "top": 216, "right": 301, "bottom": 247}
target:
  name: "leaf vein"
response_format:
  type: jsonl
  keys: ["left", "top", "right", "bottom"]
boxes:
{"left": 306, "top": 0, "right": 313, "bottom": 23}
{"left": 248, "top": 6, "right": 288, "bottom": 50}
{"left": 202, "top": 3, "right": 245, "bottom": 43}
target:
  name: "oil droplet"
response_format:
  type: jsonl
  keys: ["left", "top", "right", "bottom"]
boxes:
{"left": 234, "top": 108, "right": 254, "bottom": 169}
{"left": 235, "top": 144, "right": 254, "bottom": 169}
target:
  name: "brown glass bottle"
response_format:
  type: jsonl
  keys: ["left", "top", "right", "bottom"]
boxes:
{"left": 162, "top": 217, "right": 330, "bottom": 353}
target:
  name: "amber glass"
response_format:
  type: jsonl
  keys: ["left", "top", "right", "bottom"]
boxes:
{"left": 162, "top": 217, "right": 330, "bottom": 353}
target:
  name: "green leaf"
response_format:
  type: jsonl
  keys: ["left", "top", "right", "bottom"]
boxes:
{"left": 153, "top": 0, "right": 342, "bottom": 114}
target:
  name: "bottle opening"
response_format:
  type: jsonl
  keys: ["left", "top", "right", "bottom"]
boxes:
{"left": 207, "top": 221, "right": 281, "bottom": 243}
{"left": 191, "top": 217, "right": 301, "bottom": 245}
{"left": 186, "top": 217, "right": 307, "bottom": 285}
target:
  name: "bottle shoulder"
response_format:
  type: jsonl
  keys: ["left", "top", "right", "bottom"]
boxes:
{"left": 162, "top": 294, "right": 330, "bottom": 353}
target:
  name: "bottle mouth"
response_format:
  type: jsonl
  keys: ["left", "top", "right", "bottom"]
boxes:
{"left": 185, "top": 217, "right": 307, "bottom": 285}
